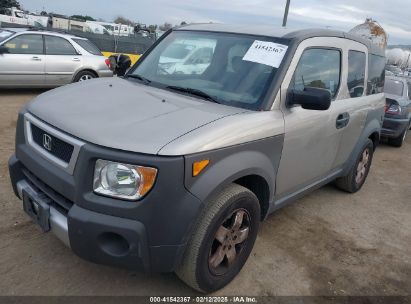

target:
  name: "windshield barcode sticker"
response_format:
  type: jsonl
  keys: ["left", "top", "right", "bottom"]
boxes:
{"left": 243, "top": 41, "right": 288, "bottom": 68}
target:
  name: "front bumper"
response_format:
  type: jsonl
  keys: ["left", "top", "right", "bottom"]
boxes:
{"left": 10, "top": 155, "right": 152, "bottom": 270}
{"left": 9, "top": 112, "right": 203, "bottom": 272}
{"left": 9, "top": 152, "right": 200, "bottom": 272}
{"left": 381, "top": 116, "right": 409, "bottom": 138}
{"left": 17, "top": 179, "right": 70, "bottom": 247}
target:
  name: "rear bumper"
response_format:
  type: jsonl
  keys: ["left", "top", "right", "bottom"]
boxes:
{"left": 97, "top": 69, "right": 113, "bottom": 78}
{"left": 381, "top": 117, "right": 409, "bottom": 138}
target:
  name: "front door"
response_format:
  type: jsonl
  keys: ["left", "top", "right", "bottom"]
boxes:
{"left": 0, "top": 34, "right": 45, "bottom": 87}
{"left": 275, "top": 37, "right": 348, "bottom": 199}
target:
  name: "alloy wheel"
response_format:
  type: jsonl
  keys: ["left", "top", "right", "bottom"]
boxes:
{"left": 208, "top": 209, "right": 251, "bottom": 276}
{"left": 355, "top": 149, "right": 370, "bottom": 185}
{"left": 79, "top": 74, "right": 93, "bottom": 82}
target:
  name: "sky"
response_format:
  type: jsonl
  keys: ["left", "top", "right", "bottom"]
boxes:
{"left": 17, "top": 0, "right": 411, "bottom": 45}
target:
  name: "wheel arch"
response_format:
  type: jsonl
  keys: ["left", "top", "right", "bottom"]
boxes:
{"left": 72, "top": 69, "right": 99, "bottom": 82}
{"left": 342, "top": 117, "right": 381, "bottom": 176}
{"left": 233, "top": 174, "right": 270, "bottom": 220}
{"left": 368, "top": 131, "right": 380, "bottom": 150}
{"left": 184, "top": 136, "right": 284, "bottom": 222}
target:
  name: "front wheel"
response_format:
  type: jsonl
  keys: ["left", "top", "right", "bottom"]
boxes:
{"left": 176, "top": 184, "right": 260, "bottom": 293}
{"left": 335, "top": 139, "right": 374, "bottom": 193}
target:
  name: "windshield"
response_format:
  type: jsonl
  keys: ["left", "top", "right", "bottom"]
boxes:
{"left": 0, "top": 30, "right": 14, "bottom": 43}
{"left": 129, "top": 31, "right": 289, "bottom": 110}
{"left": 384, "top": 79, "right": 404, "bottom": 96}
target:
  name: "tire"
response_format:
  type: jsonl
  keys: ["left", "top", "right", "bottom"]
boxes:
{"left": 73, "top": 71, "right": 97, "bottom": 83}
{"left": 388, "top": 124, "right": 409, "bottom": 147}
{"left": 335, "top": 139, "right": 374, "bottom": 193}
{"left": 176, "top": 184, "right": 260, "bottom": 293}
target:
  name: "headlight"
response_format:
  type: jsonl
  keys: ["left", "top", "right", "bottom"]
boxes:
{"left": 93, "top": 159, "right": 157, "bottom": 200}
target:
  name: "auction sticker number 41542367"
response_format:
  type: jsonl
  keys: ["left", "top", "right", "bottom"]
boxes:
{"left": 243, "top": 40, "right": 288, "bottom": 68}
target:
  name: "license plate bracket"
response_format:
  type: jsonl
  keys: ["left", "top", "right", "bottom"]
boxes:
{"left": 22, "top": 189, "right": 51, "bottom": 232}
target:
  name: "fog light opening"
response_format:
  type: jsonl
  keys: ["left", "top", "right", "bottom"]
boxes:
{"left": 97, "top": 232, "right": 130, "bottom": 257}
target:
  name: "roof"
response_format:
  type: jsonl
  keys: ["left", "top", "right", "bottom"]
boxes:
{"left": 177, "top": 23, "right": 385, "bottom": 56}
{"left": 386, "top": 75, "right": 411, "bottom": 84}
{"left": 1, "top": 27, "right": 85, "bottom": 39}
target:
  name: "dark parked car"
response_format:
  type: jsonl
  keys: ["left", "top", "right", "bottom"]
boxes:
{"left": 382, "top": 76, "right": 411, "bottom": 147}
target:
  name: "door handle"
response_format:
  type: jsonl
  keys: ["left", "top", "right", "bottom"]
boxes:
{"left": 31, "top": 56, "right": 41, "bottom": 61}
{"left": 336, "top": 112, "right": 350, "bottom": 129}
{"left": 72, "top": 58, "right": 80, "bottom": 62}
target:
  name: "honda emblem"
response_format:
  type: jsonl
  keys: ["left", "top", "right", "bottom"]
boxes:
{"left": 42, "top": 134, "right": 52, "bottom": 151}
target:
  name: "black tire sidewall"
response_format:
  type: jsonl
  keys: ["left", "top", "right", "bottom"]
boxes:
{"left": 195, "top": 192, "right": 260, "bottom": 293}
{"left": 350, "top": 140, "right": 374, "bottom": 192}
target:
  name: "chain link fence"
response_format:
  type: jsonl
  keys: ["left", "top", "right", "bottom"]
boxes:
{"left": 0, "top": 22, "right": 155, "bottom": 54}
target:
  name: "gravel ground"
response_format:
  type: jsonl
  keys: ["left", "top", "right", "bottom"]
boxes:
{"left": 0, "top": 90, "right": 410, "bottom": 296}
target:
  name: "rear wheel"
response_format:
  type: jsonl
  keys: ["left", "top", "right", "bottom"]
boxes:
{"left": 73, "top": 71, "right": 97, "bottom": 83}
{"left": 176, "top": 184, "right": 260, "bottom": 293}
{"left": 336, "top": 139, "right": 374, "bottom": 193}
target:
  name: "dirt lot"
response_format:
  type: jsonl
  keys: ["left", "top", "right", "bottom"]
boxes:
{"left": 0, "top": 90, "right": 410, "bottom": 296}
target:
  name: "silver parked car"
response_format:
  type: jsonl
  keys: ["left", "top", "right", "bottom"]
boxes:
{"left": 382, "top": 76, "right": 411, "bottom": 146}
{"left": 9, "top": 24, "right": 385, "bottom": 292}
{"left": 0, "top": 28, "right": 112, "bottom": 88}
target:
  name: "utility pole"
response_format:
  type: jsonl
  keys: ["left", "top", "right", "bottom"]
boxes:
{"left": 282, "top": 0, "right": 291, "bottom": 27}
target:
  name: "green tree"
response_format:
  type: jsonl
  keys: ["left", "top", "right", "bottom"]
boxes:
{"left": 114, "top": 16, "right": 135, "bottom": 26}
{"left": 71, "top": 14, "right": 96, "bottom": 21}
{"left": 0, "top": 0, "right": 21, "bottom": 9}
{"left": 159, "top": 22, "right": 172, "bottom": 31}
{"left": 148, "top": 24, "right": 158, "bottom": 33}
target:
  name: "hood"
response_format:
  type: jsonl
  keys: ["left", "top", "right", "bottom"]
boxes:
{"left": 27, "top": 77, "right": 245, "bottom": 154}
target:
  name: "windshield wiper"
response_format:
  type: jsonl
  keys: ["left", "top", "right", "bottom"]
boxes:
{"left": 126, "top": 74, "right": 152, "bottom": 84}
{"left": 166, "top": 86, "right": 220, "bottom": 104}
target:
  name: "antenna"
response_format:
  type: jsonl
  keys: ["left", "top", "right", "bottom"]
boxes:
{"left": 282, "top": 0, "right": 291, "bottom": 27}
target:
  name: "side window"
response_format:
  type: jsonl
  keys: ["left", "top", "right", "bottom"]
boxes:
{"left": 348, "top": 51, "right": 366, "bottom": 98}
{"left": 367, "top": 54, "right": 386, "bottom": 95}
{"left": 291, "top": 48, "right": 341, "bottom": 98}
{"left": 407, "top": 82, "right": 411, "bottom": 99}
{"left": 3, "top": 34, "right": 43, "bottom": 54}
{"left": 45, "top": 36, "right": 77, "bottom": 55}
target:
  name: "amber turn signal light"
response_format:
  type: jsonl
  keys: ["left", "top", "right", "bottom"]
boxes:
{"left": 193, "top": 159, "right": 210, "bottom": 177}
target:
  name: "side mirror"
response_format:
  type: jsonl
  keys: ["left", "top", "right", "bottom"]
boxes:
{"left": 0, "top": 46, "right": 9, "bottom": 54}
{"left": 287, "top": 87, "right": 331, "bottom": 111}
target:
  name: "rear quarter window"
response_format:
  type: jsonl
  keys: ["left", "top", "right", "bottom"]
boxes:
{"left": 348, "top": 50, "right": 366, "bottom": 98}
{"left": 367, "top": 54, "right": 386, "bottom": 95}
{"left": 384, "top": 79, "right": 404, "bottom": 96}
{"left": 73, "top": 38, "right": 102, "bottom": 56}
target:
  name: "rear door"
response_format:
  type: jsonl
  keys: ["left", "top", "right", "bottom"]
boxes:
{"left": 333, "top": 46, "right": 385, "bottom": 166}
{"left": 0, "top": 34, "right": 45, "bottom": 86}
{"left": 44, "top": 35, "right": 83, "bottom": 86}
